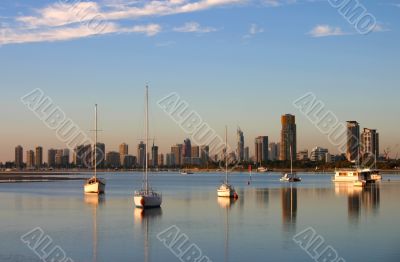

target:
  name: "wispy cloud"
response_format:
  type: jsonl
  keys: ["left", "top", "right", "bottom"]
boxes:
{"left": 173, "top": 22, "right": 217, "bottom": 33}
{"left": 261, "top": 0, "right": 297, "bottom": 7}
{"left": 243, "top": 23, "right": 264, "bottom": 39}
{"left": 308, "top": 24, "right": 346, "bottom": 38}
{"left": 0, "top": 0, "right": 244, "bottom": 45}
{"left": 0, "top": 23, "right": 161, "bottom": 45}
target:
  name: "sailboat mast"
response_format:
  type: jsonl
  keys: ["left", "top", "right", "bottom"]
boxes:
{"left": 94, "top": 104, "right": 97, "bottom": 179}
{"left": 145, "top": 86, "right": 149, "bottom": 193}
{"left": 225, "top": 126, "right": 228, "bottom": 184}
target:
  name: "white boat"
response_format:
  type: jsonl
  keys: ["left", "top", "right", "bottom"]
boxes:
{"left": 84, "top": 104, "right": 105, "bottom": 194}
{"left": 257, "top": 167, "right": 269, "bottom": 173}
{"left": 280, "top": 173, "right": 301, "bottom": 182}
{"left": 180, "top": 170, "right": 193, "bottom": 175}
{"left": 84, "top": 177, "right": 106, "bottom": 194}
{"left": 134, "top": 86, "right": 162, "bottom": 209}
{"left": 333, "top": 168, "right": 375, "bottom": 183}
{"left": 217, "top": 127, "right": 238, "bottom": 199}
{"left": 280, "top": 146, "right": 301, "bottom": 183}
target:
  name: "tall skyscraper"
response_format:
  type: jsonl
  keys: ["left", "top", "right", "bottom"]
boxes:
{"left": 171, "top": 144, "right": 183, "bottom": 166}
{"left": 183, "top": 138, "right": 192, "bottom": 165}
{"left": 137, "top": 141, "right": 146, "bottom": 168}
{"left": 55, "top": 149, "right": 64, "bottom": 167}
{"left": 73, "top": 144, "right": 91, "bottom": 168}
{"left": 94, "top": 143, "right": 105, "bottom": 168}
{"left": 15, "top": 145, "right": 23, "bottom": 168}
{"left": 255, "top": 136, "right": 269, "bottom": 165}
{"left": 237, "top": 127, "right": 244, "bottom": 162}
{"left": 361, "top": 128, "right": 379, "bottom": 158}
{"left": 48, "top": 149, "right": 56, "bottom": 168}
{"left": 26, "top": 150, "right": 35, "bottom": 168}
{"left": 151, "top": 143, "right": 159, "bottom": 167}
{"left": 200, "top": 145, "right": 209, "bottom": 166}
{"left": 166, "top": 153, "right": 176, "bottom": 167}
{"left": 106, "top": 151, "right": 121, "bottom": 168}
{"left": 35, "top": 146, "right": 43, "bottom": 168}
{"left": 269, "top": 142, "right": 279, "bottom": 161}
{"left": 346, "top": 121, "right": 360, "bottom": 163}
{"left": 280, "top": 114, "right": 297, "bottom": 161}
{"left": 158, "top": 154, "right": 164, "bottom": 167}
{"left": 244, "top": 146, "right": 250, "bottom": 162}
{"left": 191, "top": 146, "right": 200, "bottom": 158}
{"left": 119, "top": 143, "right": 129, "bottom": 167}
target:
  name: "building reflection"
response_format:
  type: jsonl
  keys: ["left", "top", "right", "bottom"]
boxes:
{"left": 281, "top": 186, "right": 297, "bottom": 233}
{"left": 133, "top": 208, "right": 163, "bottom": 262}
{"left": 334, "top": 183, "right": 380, "bottom": 225}
{"left": 84, "top": 194, "right": 105, "bottom": 262}
{"left": 255, "top": 188, "right": 269, "bottom": 207}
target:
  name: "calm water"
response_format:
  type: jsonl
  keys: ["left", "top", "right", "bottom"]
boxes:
{"left": 0, "top": 173, "right": 399, "bottom": 262}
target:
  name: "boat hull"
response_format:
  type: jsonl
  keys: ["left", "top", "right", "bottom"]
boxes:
{"left": 84, "top": 181, "right": 105, "bottom": 194}
{"left": 217, "top": 183, "right": 238, "bottom": 198}
{"left": 134, "top": 194, "right": 162, "bottom": 209}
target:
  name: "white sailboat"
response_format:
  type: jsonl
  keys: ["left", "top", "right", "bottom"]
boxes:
{"left": 84, "top": 104, "right": 106, "bottom": 194}
{"left": 134, "top": 86, "right": 162, "bottom": 209}
{"left": 280, "top": 145, "right": 301, "bottom": 182}
{"left": 217, "top": 127, "right": 238, "bottom": 198}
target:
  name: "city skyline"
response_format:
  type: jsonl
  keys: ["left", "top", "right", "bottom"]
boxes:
{"left": 0, "top": 1, "right": 399, "bottom": 161}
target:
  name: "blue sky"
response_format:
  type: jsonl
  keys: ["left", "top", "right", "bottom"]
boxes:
{"left": 0, "top": 0, "right": 399, "bottom": 161}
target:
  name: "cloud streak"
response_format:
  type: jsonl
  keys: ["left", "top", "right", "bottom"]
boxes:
{"left": 308, "top": 24, "right": 346, "bottom": 38}
{"left": 0, "top": 0, "right": 244, "bottom": 45}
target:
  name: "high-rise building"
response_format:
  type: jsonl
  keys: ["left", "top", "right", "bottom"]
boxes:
{"left": 106, "top": 151, "right": 120, "bottom": 168}
{"left": 151, "top": 143, "right": 159, "bottom": 167}
{"left": 93, "top": 143, "right": 105, "bottom": 168}
{"left": 244, "top": 146, "right": 250, "bottom": 162}
{"left": 63, "top": 149, "right": 70, "bottom": 167}
{"left": 255, "top": 136, "right": 269, "bottom": 165}
{"left": 346, "top": 121, "right": 360, "bottom": 162}
{"left": 158, "top": 154, "right": 164, "bottom": 167}
{"left": 269, "top": 142, "right": 280, "bottom": 161}
{"left": 297, "top": 149, "right": 309, "bottom": 161}
{"left": 237, "top": 128, "right": 244, "bottom": 162}
{"left": 171, "top": 144, "right": 183, "bottom": 166}
{"left": 280, "top": 114, "right": 297, "bottom": 161}
{"left": 35, "top": 146, "right": 43, "bottom": 168}
{"left": 55, "top": 149, "right": 64, "bottom": 167}
{"left": 15, "top": 145, "right": 23, "bottom": 168}
{"left": 183, "top": 139, "right": 192, "bottom": 165}
{"left": 48, "top": 149, "right": 56, "bottom": 168}
{"left": 361, "top": 128, "right": 379, "bottom": 158}
{"left": 166, "top": 153, "right": 176, "bottom": 167}
{"left": 137, "top": 141, "right": 146, "bottom": 168}
{"left": 122, "top": 155, "right": 135, "bottom": 169}
{"left": 191, "top": 146, "right": 200, "bottom": 158}
{"left": 119, "top": 143, "right": 128, "bottom": 155}
{"left": 73, "top": 144, "right": 91, "bottom": 168}
{"left": 310, "top": 147, "right": 328, "bottom": 162}
{"left": 200, "top": 145, "right": 209, "bottom": 166}
{"left": 26, "top": 150, "right": 35, "bottom": 168}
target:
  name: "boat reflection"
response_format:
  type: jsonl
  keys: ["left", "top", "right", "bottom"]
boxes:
{"left": 218, "top": 196, "right": 236, "bottom": 262}
{"left": 84, "top": 194, "right": 105, "bottom": 262}
{"left": 134, "top": 208, "right": 163, "bottom": 262}
{"left": 281, "top": 186, "right": 297, "bottom": 233}
{"left": 334, "top": 183, "right": 380, "bottom": 225}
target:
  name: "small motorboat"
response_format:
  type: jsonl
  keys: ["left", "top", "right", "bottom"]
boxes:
{"left": 280, "top": 173, "right": 301, "bottom": 183}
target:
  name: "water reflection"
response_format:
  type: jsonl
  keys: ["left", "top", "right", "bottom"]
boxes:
{"left": 334, "top": 183, "right": 381, "bottom": 225}
{"left": 218, "top": 198, "right": 237, "bottom": 262}
{"left": 281, "top": 186, "right": 297, "bottom": 233}
{"left": 84, "top": 194, "right": 105, "bottom": 262}
{"left": 134, "top": 208, "right": 163, "bottom": 262}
